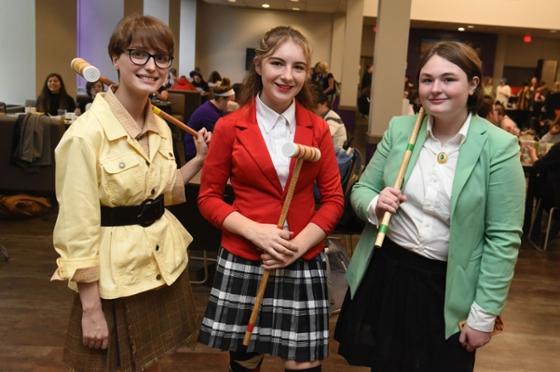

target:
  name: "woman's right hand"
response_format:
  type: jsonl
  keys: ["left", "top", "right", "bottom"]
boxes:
{"left": 81, "top": 305, "right": 109, "bottom": 349}
{"left": 374, "top": 187, "right": 407, "bottom": 221}
{"left": 247, "top": 223, "right": 297, "bottom": 261}
{"left": 77, "top": 282, "right": 109, "bottom": 350}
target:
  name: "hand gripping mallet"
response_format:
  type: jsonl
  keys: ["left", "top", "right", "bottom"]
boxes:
{"left": 70, "top": 57, "right": 198, "bottom": 137}
{"left": 242, "top": 143, "right": 321, "bottom": 346}
{"left": 374, "top": 107, "right": 426, "bottom": 248}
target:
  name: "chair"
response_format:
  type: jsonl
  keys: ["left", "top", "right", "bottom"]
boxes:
{"left": 528, "top": 199, "right": 559, "bottom": 251}
{"left": 527, "top": 168, "right": 560, "bottom": 251}
{"left": 329, "top": 148, "right": 365, "bottom": 256}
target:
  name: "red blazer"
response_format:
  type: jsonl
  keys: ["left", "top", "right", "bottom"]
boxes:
{"left": 198, "top": 99, "right": 344, "bottom": 261}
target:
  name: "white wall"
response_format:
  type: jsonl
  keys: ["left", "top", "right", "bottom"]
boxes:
{"left": 196, "top": 3, "right": 334, "bottom": 84}
{"left": 0, "top": 0, "right": 35, "bottom": 105}
{"left": 179, "top": 0, "right": 197, "bottom": 76}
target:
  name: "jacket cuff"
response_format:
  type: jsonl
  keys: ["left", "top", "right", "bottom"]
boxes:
{"left": 50, "top": 256, "right": 99, "bottom": 282}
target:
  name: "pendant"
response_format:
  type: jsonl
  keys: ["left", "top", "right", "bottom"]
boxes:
{"left": 436, "top": 151, "right": 448, "bottom": 164}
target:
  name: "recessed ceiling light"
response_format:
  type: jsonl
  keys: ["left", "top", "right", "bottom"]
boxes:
{"left": 227, "top": 0, "right": 236, "bottom": 2}
{"left": 458, "top": 27, "right": 465, "bottom": 32}
{"left": 262, "top": 3, "right": 270, "bottom": 8}
{"left": 290, "top": 0, "right": 300, "bottom": 2}
{"left": 292, "top": 7, "right": 300, "bottom": 11}
{"left": 467, "top": 25, "right": 474, "bottom": 29}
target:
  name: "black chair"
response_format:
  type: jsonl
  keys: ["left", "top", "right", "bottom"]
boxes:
{"left": 329, "top": 148, "right": 365, "bottom": 255}
{"left": 528, "top": 169, "right": 560, "bottom": 251}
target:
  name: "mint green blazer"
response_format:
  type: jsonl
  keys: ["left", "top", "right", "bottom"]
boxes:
{"left": 346, "top": 114, "right": 525, "bottom": 338}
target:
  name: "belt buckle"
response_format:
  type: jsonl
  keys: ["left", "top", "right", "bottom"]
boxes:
{"left": 137, "top": 197, "right": 157, "bottom": 227}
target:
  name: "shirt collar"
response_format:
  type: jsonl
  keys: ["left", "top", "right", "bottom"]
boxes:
{"left": 103, "top": 88, "right": 161, "bottom": 140}
{"left": 255, "top": 93, "right": 296, "bottom": 134}
{"left": 427, "top": 113, "right": 472, "bottom": 145}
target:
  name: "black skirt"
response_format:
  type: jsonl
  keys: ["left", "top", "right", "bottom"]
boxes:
{"left": 334, "top": 239, "right": 475, "bottom": 372}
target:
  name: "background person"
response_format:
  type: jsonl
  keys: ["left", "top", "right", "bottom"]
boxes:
{"left": 183, "top": 78, "right": 235, "bottom": 160}
{"left": 36, "top": 73, "right": 76, "bottom": 115}
{"left": 312, "top": 88, "right": 347, "bottom": 149}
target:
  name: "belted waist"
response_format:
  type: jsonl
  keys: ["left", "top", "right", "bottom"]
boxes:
{"left": 100, "top": 195, "right": 164, "bottom": 227}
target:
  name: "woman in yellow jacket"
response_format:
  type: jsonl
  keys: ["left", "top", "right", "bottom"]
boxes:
{"left": 51, "top": 15, "right": 210, "bottom": 371}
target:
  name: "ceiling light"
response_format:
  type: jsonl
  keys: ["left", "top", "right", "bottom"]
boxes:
{"left": 467, "top": 25, "right": 474, "bottom": 29}
{"left": 292, "top": 7, "right": 300, "bottom": 11}
{"left": 458, "top": 27, "right": 465, "bottom": 32}
{"left": 290, "top": 0, "right": 300, "bottom": 2}
{"left": 262, "top": 3, "right": 270, "bottom": 8}
{"left": 227, "top": 0, "right": 236, "bottom": 2}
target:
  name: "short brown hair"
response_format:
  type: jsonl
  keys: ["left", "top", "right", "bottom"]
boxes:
{"left": 239, "top": 26, "right": 314, "bottom": 109}
{"left": 108, "top": 14, "right": 174, "bottom": 59}
{"left": 416, "top": 41, "right": 482, "bottom": 114}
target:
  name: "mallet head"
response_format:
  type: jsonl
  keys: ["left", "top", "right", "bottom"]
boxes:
{"left": 282, "top": 143, "right": 321, "bottom": 162}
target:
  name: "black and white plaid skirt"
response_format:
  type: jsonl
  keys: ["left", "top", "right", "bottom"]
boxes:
{"left": 198, "top": 247, "right": 330, "bottom": 362}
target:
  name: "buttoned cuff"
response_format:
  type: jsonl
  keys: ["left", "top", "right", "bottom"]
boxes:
{"left": 367, "top": 195, "right": 380, "bottom": 226}
{"left": 50, "top": 256, "right": 99, "bottom": 282}
{"left": 466, "top": 302, "right": 496, "bottom": 332}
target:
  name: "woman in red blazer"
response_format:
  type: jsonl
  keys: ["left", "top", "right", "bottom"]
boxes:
{"left": 197, "top": 26, "right": 344, "bottom": 372}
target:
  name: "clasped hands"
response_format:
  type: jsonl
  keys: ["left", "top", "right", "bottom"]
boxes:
{"left": 248, "top": 224, "right": 301, "bottom": 270}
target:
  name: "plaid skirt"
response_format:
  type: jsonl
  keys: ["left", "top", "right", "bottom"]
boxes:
{"left": 198, "top": 247, "right": 330, "bottom": 362}
{"left": 63, "top": 270, "right": 197, "bottom": 372}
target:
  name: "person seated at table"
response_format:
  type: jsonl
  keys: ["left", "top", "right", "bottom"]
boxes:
{"left": 36, "top": 73, "right": 76, "bottom": 115}
{"left": 312, "top": 88, "right": 347, "bottom": 149}
{"left": 183, "top": 78, "right": 235, "bottom": 161}
{"left": 495, "top": 103, "right": 520, "bottom": 137}
{"left": 80, "top": 80, "right": 105, "bottom": 112}
{"left": 477, "top": 95, "right": 498, "bottom": 125}
{"left": 171, "top": 75, "right": 196, "bottom": 91}
{"left": 207, "top": 70, "right": 222, "bottom": 88}
{"left": 190, "top": 70, "right": 209, "bottom": 94}
{"left": 538, "top": 116, "right": 560, "bottom": 146}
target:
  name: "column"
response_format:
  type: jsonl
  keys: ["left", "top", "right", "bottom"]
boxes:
{"left": 368, "top": 0, "right": 412, "bottom": 140}
{"left": 337, "top": 0, "right": 364, "bottom": 135}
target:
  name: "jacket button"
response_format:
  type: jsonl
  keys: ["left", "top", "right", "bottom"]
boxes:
{"left": 119, "top": 161, "right": 125, "bottom": 169}
{"left": 168, "top": 152, "right": 173, "bottom": 157}
{"left": 151, "top": 189, "right": 156, "bottom": 195}
{"left": 155, "top": 245, "right": 159, "bottom": 251}
{"left": 156, "top": 274, "right": 162, "bottom": 280}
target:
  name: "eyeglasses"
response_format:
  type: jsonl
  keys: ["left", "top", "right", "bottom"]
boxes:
{"left": 127, "top": 49, "right": 173, "bottom": 69}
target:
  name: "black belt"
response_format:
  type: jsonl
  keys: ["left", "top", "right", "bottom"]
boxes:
{"left": 100, "top": 195, "right": 164, "bottom": 227}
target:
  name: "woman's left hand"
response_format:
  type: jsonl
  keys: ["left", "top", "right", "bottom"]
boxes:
{"left": 261, "top": 247, "right": 302, "bottom": 269}
{"left": 459, "top": 324, "right": 492, "bottom": 352}
{"left": 194, "top": 128, "right": 211, "bottom": 160}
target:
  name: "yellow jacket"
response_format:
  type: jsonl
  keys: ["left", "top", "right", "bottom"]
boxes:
{"left": 52, "top": 91, "right": 192, "bottom": 299}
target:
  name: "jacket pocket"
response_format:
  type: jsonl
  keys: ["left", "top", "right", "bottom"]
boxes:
{"left": 100, "top": 154, "right": 143, "bottom": 201}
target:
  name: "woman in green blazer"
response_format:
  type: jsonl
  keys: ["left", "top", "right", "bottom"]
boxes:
{"left": 335, "top": 41, "right": 525, "bottom": 372}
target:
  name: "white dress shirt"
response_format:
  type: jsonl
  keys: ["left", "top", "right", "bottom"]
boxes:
{"left": 367, "top": 114, "right": 496, "bottom": 332}
{"left": 255, "top": 94, "right": 296, "bottom": 189}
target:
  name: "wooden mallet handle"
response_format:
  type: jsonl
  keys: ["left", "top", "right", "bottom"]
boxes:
{"left": 243, "top": 143, "right": 321, "bottom": 346}
{"left": 71, "top": 57, "right": 197, "bottom": 137}
{"left": 374, "top": 107, "right": 425, "bottom": 248}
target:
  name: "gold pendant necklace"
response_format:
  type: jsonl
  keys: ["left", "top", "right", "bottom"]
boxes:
{"left": 436, "top": 151, "right": 448, "bottom": 164}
